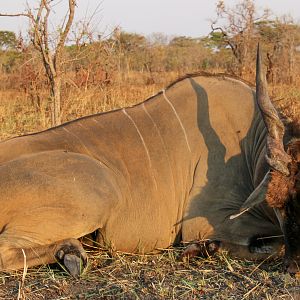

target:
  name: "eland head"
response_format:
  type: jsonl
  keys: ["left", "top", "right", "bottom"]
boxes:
{"left": 256, "top": 44, "right": 300, "bottom": 274}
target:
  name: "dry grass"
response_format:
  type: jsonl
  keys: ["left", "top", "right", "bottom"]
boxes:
{"left": 0, "top": 71, "right": 180, "bottom": 140}
{"left": 0, "top": 249, "right": 299, "bottom": 300}
{"left": 0, "top": 71, "right": 300, "bottom": 299}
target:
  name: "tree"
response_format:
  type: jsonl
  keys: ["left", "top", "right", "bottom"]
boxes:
{"left": 0, "top": 0, "right": 76, "bottom": 126}
{"left": 169, "top": 36, "right": 201, "bottom": 48}
{"left": 0, "top": 31, "right": 17, "bottom": 50}
{"left": 211, "top": 0, "right": 269, "bottom": 77}
{"left": 256, "top": 19, "right": 300, "bottom": 84}
{"left": 0, "top": 31, "right": 21, "bottom": 74}
{"left": 111, "top": 29, "right": 148, "bottom": 74}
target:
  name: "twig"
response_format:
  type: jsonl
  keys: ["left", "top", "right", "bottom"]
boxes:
{"left": 17, "top": 249, "right": 28, "bottom": 300}
{"left": 242, "top": 283, "right": 261, "bottom": 299}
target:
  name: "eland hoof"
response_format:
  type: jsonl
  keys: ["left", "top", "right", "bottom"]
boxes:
{"left": 55, "top": 239, "right": 88, "bottom": 277}
{"left": 181, "top": 240, "right": 221, "bottom": 260}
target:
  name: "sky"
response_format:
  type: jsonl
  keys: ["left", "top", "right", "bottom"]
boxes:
{"left": 0, "top": 0, "right": 299, "bottom": 38}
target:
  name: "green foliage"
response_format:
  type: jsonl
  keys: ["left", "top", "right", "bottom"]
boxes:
{"left": 0, "top": 31, "right": 17, "bottom": 50}
{"left": 165, "top": 40, "right": 210, "bottom": 72}
{"left": 255, "top": 20, "right": 279, "bottom": 43}
{"left": 117, "top": 32, "right": 147, "bottom": 52}
{"left": 204, "top": 31, "right": 227, "bottom": 50}
{"left": 0, "top": 50, "right": 22, "bottom": 73}
{"left": 169, "top": 36, "right": 201, "bottom": 47}
{"left": 0, "top": 31, "right": 21, "bottom": 73}
{"left": 256, "top": 20, "right": 300, "bottom": 45}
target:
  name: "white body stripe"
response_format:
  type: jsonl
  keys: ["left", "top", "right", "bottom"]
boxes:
{"left": 63, "top": 127, "right": 93, "bottom": 157}
{"left": 162, "top": 89, "right": 191, "bottom": 153}
{"left": 142, "top": 102, "right": 175, "bottom": 193}
{"left": 122, "top": 108, "right": 158, "bottom": 190}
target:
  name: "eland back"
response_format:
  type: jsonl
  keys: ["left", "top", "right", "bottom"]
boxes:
{"left": 0, "top": 47, "right": 299, "bottom": 276}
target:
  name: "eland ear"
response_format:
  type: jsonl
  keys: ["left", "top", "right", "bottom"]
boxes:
{"left": 230, "top": 172, "right": 271, "bottom": 219}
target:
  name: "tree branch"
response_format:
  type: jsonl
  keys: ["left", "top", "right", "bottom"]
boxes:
{"left": 55, "top": 0, "right": 76, "bottom": 69}
{"left": 211, "top": 24, "right": 240, "bottom": 61}
{"left": 0, "top": 12, "right": 31, "bottom": 18}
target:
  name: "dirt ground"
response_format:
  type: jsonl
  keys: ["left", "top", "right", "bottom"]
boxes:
{"left": 0, "top": 247, "right": 299, "bottom": 300}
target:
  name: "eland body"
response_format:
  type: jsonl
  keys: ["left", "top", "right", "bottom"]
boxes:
{"left": 0, "top": 48, "right": 299, "bottom": 276}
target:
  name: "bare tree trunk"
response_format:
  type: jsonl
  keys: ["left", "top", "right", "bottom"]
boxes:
{"left": 50, "top": 76, "right": 62, "bottom": 126}
{"left": 288, "top": 39, "right": 295, "bottom": 84}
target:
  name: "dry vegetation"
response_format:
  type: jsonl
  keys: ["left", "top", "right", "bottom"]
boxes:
{"left": 1, "top": 0, "right": 300, "bottom": 299}
{"left": 0, "top": 71, "right": 178, "bottom": 139}
{"left": 1, "top": 248, "right": 300, "bottom": 299}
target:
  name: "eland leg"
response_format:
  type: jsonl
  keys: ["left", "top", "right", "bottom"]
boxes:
{"left": 181, "top": 238, "right": 283, "bottom": 261}
{"left": 0, "top": 238, "right": 87, "bottom": 277}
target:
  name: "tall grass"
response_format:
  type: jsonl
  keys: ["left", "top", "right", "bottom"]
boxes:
{"left": 0, "top": 71, "right": 179, "bottom": 140}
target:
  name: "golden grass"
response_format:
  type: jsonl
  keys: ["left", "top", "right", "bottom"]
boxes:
{"left": 0, "top": 71, "right": 179, "bottom": 140}
{"left": 1, "top": 249, "right": 299, "bottom": 299}
{"left": 0, "top": 71, "right": 300, "bottom": 299}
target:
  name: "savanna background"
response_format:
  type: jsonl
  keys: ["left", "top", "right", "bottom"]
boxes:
{"left": 0, "top": 0, "right": 300, "bottom": 299}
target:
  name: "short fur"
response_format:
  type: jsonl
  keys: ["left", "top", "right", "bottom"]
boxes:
{"left": 266, "top": 140, "right": 300, "bottom": 208}
{"left": 266, "top": 171, "right": 294, "bottom": 208}
{"left": 0, "top": 73, "right": 291, "bottom": 273}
